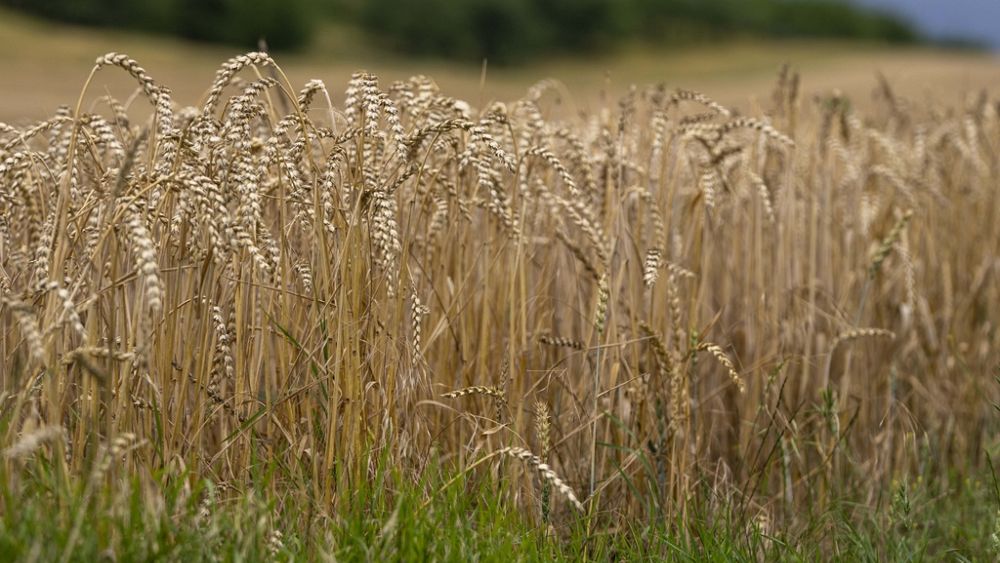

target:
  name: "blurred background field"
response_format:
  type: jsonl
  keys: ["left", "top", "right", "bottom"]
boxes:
{"left": 1, "top": 1, "right": 998, "bottom": 122}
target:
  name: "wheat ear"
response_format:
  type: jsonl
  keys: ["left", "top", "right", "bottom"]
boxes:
{"left": 499, "top": 446, "right": 583, "bottom": 511}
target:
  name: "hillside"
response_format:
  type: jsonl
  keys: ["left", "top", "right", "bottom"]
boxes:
{"left": 1, "top": 8, "right": 998, "bottom": 123}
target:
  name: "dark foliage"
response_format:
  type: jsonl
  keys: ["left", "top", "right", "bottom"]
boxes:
{"left": 0, "top": 0, "right": 313, "bottom": 50}
{"left": 1, "top": 0, "right": 918, "bottom": 61}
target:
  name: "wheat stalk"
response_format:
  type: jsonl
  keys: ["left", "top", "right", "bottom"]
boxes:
{"left": 499, "top": 446, "right": 583, "bottom": 512}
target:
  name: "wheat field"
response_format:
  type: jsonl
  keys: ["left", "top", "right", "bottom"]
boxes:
{"left": 1, "top": 52, "right": 998, "bottom": 559}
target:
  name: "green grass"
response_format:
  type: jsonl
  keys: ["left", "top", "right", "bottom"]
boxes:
{"left": 3, "top": 451, "right": 998, "bottom": 561}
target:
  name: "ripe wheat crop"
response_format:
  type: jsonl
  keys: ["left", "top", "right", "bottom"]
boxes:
{"left": 1, "top": 54, "right": 998, "bottom": 548}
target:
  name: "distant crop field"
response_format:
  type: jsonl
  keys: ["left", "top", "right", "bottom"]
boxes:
{"left": 1, "top": 46, "right": 1000, "bottom": 560}
{"left": 2, "top": 5, "right": 1000, "bottom": 123}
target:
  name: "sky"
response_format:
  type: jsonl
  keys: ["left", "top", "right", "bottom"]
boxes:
{"left": 853, "top": 0, "right": 1000, "bottom": 48}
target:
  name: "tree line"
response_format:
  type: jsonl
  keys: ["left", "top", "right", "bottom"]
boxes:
{"left": 2, "top": 0, "right": 918, "bottom": 62}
